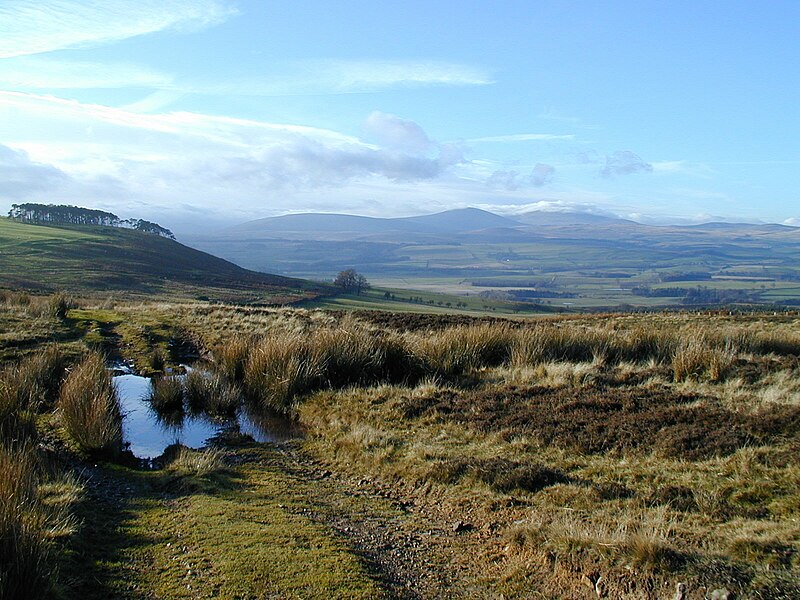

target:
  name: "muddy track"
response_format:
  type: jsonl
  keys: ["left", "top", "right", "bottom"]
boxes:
{"left": 68, "top": 441, "right": 494, "bottom": 599}
{"left": 261, "top": 442, "right": 491, "bottom": 599}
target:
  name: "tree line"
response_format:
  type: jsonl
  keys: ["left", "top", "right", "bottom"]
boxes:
{"left": 8, "top": 203, "right": 175, "bottom": 239}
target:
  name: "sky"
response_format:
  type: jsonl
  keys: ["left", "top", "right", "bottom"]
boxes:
{"left": 0, "top": 0, "right": 799, "bottom": 232}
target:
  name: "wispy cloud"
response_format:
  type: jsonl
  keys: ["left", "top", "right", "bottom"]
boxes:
{"left": 468, "top": 133, "right": 575, "bottom": 143}
{"left": 0, "top": 91, "right": 464, "bottom": 218}
{"left": 0, "top": 57, "right": 172, "bottom": 89}
{"left": 651, "top": 160, "right": 714, "bottom": 177}
{"left": 0, "top": 0, "right": 237, "bottom": 59}
{"left": 193, "top": 60, "right": 494, "bottom": 96}
{"left": 320, "top": 59, "right": 492, "bottom": 89}
{"left": 600, "top": 151, "right": 652, "bottom": 177}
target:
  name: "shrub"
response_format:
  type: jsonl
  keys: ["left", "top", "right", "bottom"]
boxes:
{"left": 57, "top": 352, "right": 122, "bottom": 456}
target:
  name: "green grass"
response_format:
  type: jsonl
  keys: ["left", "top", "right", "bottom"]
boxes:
{"left": 59, "top": 445, "right": 384, "bottom": 599}
{"left": 299, "top": 286, "right": 551, "bottom": 316}
{"left": 0, "top": 218, "right": 325, "bottom": 303}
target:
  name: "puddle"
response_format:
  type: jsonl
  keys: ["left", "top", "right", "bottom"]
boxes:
{"left": 113, "top": 373, "right": 302, "bottom": 459}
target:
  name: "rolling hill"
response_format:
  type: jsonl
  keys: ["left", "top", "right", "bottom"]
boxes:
{"left": 226, "top": 207, "right": 522, "bottom": 241}
{"left": 0, "top": 217, "right": 324, "bottom": 303}
{"left": 184, "top": 208, "right": 800, "bottom": 309}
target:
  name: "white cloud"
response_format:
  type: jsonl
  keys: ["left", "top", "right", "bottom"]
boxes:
{"left": 364, "top": 112, "right": 433, "bottom": 154}
{"left": 0, "top": 0, "right": 237, "bottom": 58}
{"left": 0, "top": 92, "right": 466, "bottom": 224}
{"left": 782, "top": 217, "right": 800, "bottom": 227}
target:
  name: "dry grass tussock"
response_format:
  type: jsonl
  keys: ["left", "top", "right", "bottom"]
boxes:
{"left": 294, "top": 314, "right": 800, "bottom": 596}
{"left": 0, "top": 345, "right": 66, "bottom": 442}
{"left": 165, "top": 445, "right": 228, "bottom": 478}
{"left": 203, "top": 314, "right": 800, "bottom": 419}
{"left": 508, "top": 505, "right": 680, "bottom": 572}
{"left": 57, "top": 351, "right": 122, "bottom": 456}
{"left": 0, "top": 442, "right": 76, "bottom": 600}
{"left": 184, "top": 369, "right": 241, "bottom": 417}
{"left": 148, "top": 375, "right": 184, "bottom": 414}
{"left": 0, "top": 290, "right": 77, "bottom": 320}
{"left": 236, "top": 318, "right": 418, "bottom": 413}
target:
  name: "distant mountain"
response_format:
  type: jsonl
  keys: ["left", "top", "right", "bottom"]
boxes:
{"left": 513, "top": 210, "right": 633, "bottom": 227}
{"left": 0, "top": 218, "right": 323, "bottom": 303}
{"left": 400, "top": 208, "right": 522, "bottom": 232}
{"left": 226, "top": 208, "right": 523, "bottom": 241}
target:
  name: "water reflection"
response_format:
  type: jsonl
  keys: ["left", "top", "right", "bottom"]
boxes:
{"left": 113, "top": 373, "right": 301, "bottom": 459}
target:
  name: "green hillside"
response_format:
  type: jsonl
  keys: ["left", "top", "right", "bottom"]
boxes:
{"left": 0, "top": 217, "right": 324, "bottom": 303}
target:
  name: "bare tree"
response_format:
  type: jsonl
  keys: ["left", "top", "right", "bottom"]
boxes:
{"left": 334, "top": 269, "right": 370, "bottom": 294}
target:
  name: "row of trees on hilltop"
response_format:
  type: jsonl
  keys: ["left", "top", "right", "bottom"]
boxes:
{"left": 8, "top": 203, "right": 175, "bottom": 239}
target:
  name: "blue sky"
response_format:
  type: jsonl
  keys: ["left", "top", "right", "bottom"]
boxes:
{"left": 0, "top": 0, "right": 798, "bottom": 231}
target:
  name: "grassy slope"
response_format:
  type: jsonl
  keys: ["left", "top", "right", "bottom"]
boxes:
{"left": 0, "top": 218, "right": 325, "bottom": 303}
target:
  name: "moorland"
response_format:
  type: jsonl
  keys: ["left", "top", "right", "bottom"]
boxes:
{"left": 2, "top": 214, "right": 800, "bottom": 599}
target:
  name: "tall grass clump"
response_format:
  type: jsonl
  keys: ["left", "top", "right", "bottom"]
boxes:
{"left": 413, "top": 323, "right": 516, "bottom": 377}
{"left": 672, "top": 332, "right": 737, "bottom": 382}
{"left": 0, "top": 443, "right": 54, "bottom": 600}
{"left": 0, "top": 371, "right": 37, "bottom": 444}
{"left": 47, "top": 293, "right": 76, "bottom": 320}
{"left": 244, "top": 334, "right": 325, "bottom": 413}
{"left": 214, "top": 336, "right": 255, "bottom": 382}
{"left": 57, "top": 352, "right": 122, "bottom": 456}
{"left": 184, "top": 370, "right": 241, "bottom": 417}
{"left": 0, "top": 346, "right": 66, "bottom": 442}
{"left": 242, "top": 321, "right": 420, "bottom": 413}
{"left": 148, "top": 375, "right": 184, "bottom": 414}
{"left": 511, "top": 324, "right": 677, "bottom": 368}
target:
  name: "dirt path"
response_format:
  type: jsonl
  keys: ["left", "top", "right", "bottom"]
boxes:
{"left": 248, "top": 441, "right": 493, "bottom": 599}
{"left": 62, "top": 440, "right": 496, "bottom": 599}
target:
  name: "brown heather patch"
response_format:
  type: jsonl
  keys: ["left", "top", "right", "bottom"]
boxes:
{"left": 428, "top": 457, "right": 570, "bottom": 493}
{"left": 401, "top": 385, "right": 800, "bottom": 459}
